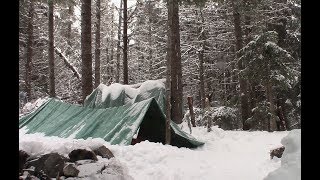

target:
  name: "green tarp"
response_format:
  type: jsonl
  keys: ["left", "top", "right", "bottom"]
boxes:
{"left": 19, "top": 80, "right": 204, "bottom": 148}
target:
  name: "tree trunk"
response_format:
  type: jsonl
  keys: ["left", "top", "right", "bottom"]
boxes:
{"left": 198, "top": 48, "right": 205, "bottom": 109}
{"left": 25, "top": 0, "right": 34, "bottom": 100}
{"left": 81, "top": 0, "right": 93, "bottom": 103}
{"left": 165, "top": 71, "right": 171, "bottom": 145}
{"left": 232, "top": 0, "right": 250, "bottom": 130}
{"left": 266, "top": 81, "right": 277, "bottom": 132}
{"left": 205, "top": 97, "right": 212, "bottom": 132}
{"left": 198, "top": 8, "right": 206, "bottom": 109}
{"left": 115, "top": 1, "right": 122, "bottom": 83}
{"left": 123, "top": 0, "right": 128, "bottom": 84}
{"left": 165, "top": 31, "right": 171, "bottom": 145}
{"left": 243, "top": 2, "right": 256, "bottom": 117}
{"left": 48, "top": 0, "right": 56, "bottom": 97}
{"left": 94, "top": 0, "right": 101, "bottom": 88}
{"left": 187, "top": 96, "right": 196, "bottom": 127}
{"left": 167, "top": 0, "right": 183, "bottom": 124}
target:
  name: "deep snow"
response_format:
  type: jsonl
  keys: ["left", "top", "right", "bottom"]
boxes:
{"left": 264, "top": 129, "right": 301, "bottom": 180}
{"left": 19, "top": 123, "right": 295, "bottom": 180}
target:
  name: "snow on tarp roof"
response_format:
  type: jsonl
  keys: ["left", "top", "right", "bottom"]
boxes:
{"left": 84, "top": 79, "right": 166, "bottom": 111}
{"left": 19, "top": 79, "right": 204, "bottom": 148}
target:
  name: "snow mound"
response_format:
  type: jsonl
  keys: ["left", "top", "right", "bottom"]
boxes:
{"left": 20, "top": 97, "right": 49, "bottom": 116}
{"left": 19, "top": 128, "right": 108, "bottom": 157}
{"left": 92, "top": 79, "right": 165, "bottom": 107}
{"left": 263, "top": 129, "right": 301, "bottom": 180}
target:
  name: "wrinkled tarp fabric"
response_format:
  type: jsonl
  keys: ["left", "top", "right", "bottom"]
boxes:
{"left": 19, "top": 98, "right": 204, "bottom": 148}
{"left": 19, "top": 81, "right": 204, "bottom": 148}
{"left": 83, "top": 81, "right": 204, "bottom": 148}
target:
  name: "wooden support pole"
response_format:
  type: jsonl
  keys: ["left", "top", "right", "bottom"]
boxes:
{"left": 205, "top": 97, "right": 212, "bottom": 132}
{"left": 187, "top": 96, "right": 196, "bottom": 127}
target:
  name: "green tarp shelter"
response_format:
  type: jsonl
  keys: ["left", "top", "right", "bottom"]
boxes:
{"left": 19, "top": 80, "right": 204, "bottom": 148}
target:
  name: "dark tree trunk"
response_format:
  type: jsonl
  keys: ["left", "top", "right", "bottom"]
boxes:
{"left": 266, "top": 81, "right": 277, "bottom": 132}
{"left": 25, "top": 0, "right": 34, "bottom": 100}
{"left": 94, "top": 0, "right": 101, "bottom": 88}
{"left": 198, "top": 48, "right": 205, "bottom": 109}
{"left": 116, "top": 0, "right": 122, "bottom": 83}
{"left": 165, "top": 27, "right": 171, "bottom": 145}
{"left": 123, "top": 0, "right": 128, "bottom": 84}
{"left": 205, "top": 97, "right": 212, "bottom": 132}
{"left": 167, "top": 0, "right": 183, "bottom": 124}
{"left": 165, "top": 64, "right": 171, "bottom": 144}
{"left": 187, "top": 96, "right": 196, "bottom": 127}
{"left": 81, "top": 0, "right": 93, "bottom": 103}
{"left": 243, "top": 1, "right": 257, "bottom": 118}
{"left": 232, "top": 0, "right": 250, "bottom": 130}
{"left": 198, "top": 7, "right": 206, "bottom": 109}
{"left": 48, "top": 0, "right": 56, "bottom": 97}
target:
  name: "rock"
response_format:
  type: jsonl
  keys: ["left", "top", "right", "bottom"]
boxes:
{"left": 19, "top": 150, "right": 30, "bottom": 173}
{"left": 25, "top": 153, "right": 68, "bottom": 178}
{"left": 19, "top": 170, "right": 46, "bottom": 180}
{"left": 93, "top": 145, "right": 115, "bottom": 159}
{"left": 63, "top": 163, "right": 79, "bottom": 177}
{"left": 75, "top": 159, "right": 95, "bottom": 166}
{"left": 20, "top": 167, "right": 51, "bottom": 180}
{"left": 68, "top": 149, "right": 98, "bottom": 162}
{"left": 270, "top": 146, "right": 285, "bottom": 159}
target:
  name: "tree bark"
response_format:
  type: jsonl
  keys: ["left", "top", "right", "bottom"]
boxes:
{"left": 205, "top": 97, "right": 212, "bottom": 132}
{"left": 198, "top": 48, "right": 205, "bottom": 109}
{"left": 48, "top": 0, "right": 56, "bottom": 97}
{"left": 94, "top": 0, "right": 101, "bottom": 88}
{"left": 123, "top": 0, "right": 128, "bottom": 84}
{"left": 115, "top": 0, "right": 122, "bottom": 83}
{"left": 167, "top": 0, "right": 183, "bottom": 124}
{"left": 81, "top": 0, "right": 93, "bottom": 103}
{"left": 232, "top": 0, "right": 250, "bottom": 130}
{"left": 165, "top": 71, "right": 171, "bottom": 144}
{"left": 187, "top": 96, "right": 196, "bottom": 127}
{"left": 198, "top": 8, "right": 206, "bottom": 110}
{"left": 165, "top": 33, "right": 171, "bottom": 145}
{"left": 25, "top": 0, "right": 34, "bottom": 100}
{"left": 266, "top": 81, "right": 278, "bottom": 132}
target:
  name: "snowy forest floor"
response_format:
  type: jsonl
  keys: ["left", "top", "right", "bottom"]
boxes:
{"left": 19, "top": 123, "right": 290, "bottom": 180}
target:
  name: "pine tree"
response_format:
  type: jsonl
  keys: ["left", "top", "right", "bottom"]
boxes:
{"left": 48, "top": 0, "right": 56, "bottom": 97}
{"left": 167, "top": 0, "right": 183, "bottom": 124}
{"left": 81, "top": 0, "right": 93, "bottom": 102}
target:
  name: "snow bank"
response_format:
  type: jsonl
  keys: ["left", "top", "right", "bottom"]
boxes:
{"left": 263, "top": 129, "right": 301, "bottom": 180}
{"left": 20, "top": 97, "right": 49, "bottom": 117}
{"left": 19, "top": 127, "right": 108, "bottom": 157}
{"left": 20, "top": 125, "right": 289, "bottom": 180}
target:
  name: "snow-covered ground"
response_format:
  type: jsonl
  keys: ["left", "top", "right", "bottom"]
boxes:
{"left": 19, "top": 123, "right": 299, "bottom": 180}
